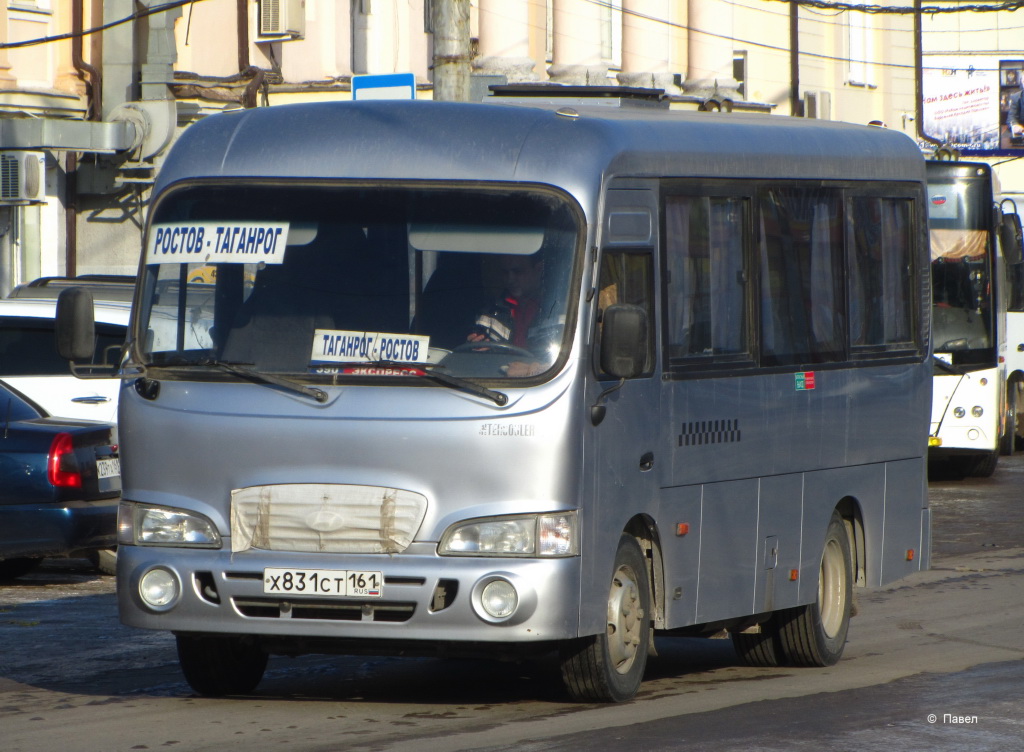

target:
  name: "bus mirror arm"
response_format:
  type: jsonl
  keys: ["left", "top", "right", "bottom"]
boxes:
{"left": 591, "top": 378, "right": 626, "bottom": 426}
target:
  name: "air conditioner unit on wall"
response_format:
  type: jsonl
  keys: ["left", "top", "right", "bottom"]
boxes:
{"left": 259, "top": 0, "right": 306, "bottom": 38}
{"left": 0, "top": 151, "right": 46, "bottom": 204}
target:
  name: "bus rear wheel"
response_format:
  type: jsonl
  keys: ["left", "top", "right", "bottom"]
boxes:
{"left": 560, "top": 534, "right": 651, "bottom": 702}
{"left": 176, "top": 634, "right": 268, "bottom": 696}
{"left": 731, "top": 616, "right": 785, "bottom": 667}
{"left": 777, "top": 511, "right": 852, "bottom": 667}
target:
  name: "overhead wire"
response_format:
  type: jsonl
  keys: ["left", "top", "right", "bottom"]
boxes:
{"left": 2, "top": 0, "right": 1020, "bottom": 74}
{"left": 0, "top": 0, "right": 208, "bottom": 50}
{"left": 577, "top": 0, "right": 1022, "bottom": 73}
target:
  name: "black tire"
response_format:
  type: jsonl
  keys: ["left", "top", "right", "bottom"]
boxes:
{"left": 962, "top": 450, "right": 999, "bottom": 479}
{"left": 0, "top": 557, "right": 44, "bottom": 581}
{"left": 731, "top": 617, "right": 785, "bottom": 667}
{"left": 87, "top": 548, "right": 118, "bottom": 576}
{"left": 560, "top": 534, "right": 651, "bottom": 702}
{"left": 176, "top": 634, "right": 268, "bottom": 696}
{"left": 777, "top": 511, "right": 852, "bottom": 667}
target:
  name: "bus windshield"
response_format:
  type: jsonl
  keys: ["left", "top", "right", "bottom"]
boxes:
{"left": 927, "top": 179, "right": 995, "bottom": 360}
{"left": 136, "top": 184, "right": 580, "bottom": 383}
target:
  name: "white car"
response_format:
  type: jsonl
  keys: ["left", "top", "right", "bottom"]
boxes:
{"left": 0, "top": 297, "right": 129, "bottom": 423}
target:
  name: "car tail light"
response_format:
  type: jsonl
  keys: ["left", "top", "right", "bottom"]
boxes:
{"left": 48, "top": 433, "right": 82, "bottom": 488}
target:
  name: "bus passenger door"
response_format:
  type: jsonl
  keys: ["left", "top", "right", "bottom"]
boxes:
{"left": 580, "top": 190, "right": 662, "bottom": 637}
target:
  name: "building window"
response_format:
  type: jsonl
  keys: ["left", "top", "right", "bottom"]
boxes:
{"left": 848, "top": 4, "right": 875, "bottom": 87}
{"left": 600, "top": 0, "right": 622, "bottom": 67}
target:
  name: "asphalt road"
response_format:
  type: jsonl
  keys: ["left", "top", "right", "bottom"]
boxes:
{"left": 2, "top": 455, "right": 1023, "bottom": 752}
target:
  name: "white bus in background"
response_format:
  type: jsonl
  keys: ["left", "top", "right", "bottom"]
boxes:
{"left": 926, "top": 160, "right": 1024, "bottom": 477}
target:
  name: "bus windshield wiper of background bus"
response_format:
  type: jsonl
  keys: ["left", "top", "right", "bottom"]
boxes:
{"left": 925, "top": 160, "right": 1024, "bottom": 478}
{"left": 57, "top": 92, "right": 933, "bottom": 703}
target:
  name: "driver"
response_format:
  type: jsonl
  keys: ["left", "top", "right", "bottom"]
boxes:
{"left": 466, "top": 253, "right": 561, "bottom": 376}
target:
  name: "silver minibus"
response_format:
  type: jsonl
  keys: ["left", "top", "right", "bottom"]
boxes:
{"left": 59, "top": 94, "right": 932, "bottom": 702}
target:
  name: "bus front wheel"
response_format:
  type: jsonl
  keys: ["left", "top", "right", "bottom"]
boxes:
{"left": 776, "top": 511, "right": 852, "bottom": 667}
{"left": 176, "top": 634, "right": 268, "bottom": 696}
{"left": 560, "top": 534, "right": 651, "bottom": 702}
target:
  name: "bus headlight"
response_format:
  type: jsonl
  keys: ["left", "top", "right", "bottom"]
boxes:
{"left": 953, "top": 407, "right": 966, "bottom": 419}
{"left": 971, "top": 406, "right": 984, "bottom": 418}
{"left": 439, "top": 512, "right": 578, "bottom": 557}
{"left": 119, "top": 502, "right": 222, "bottom": 548}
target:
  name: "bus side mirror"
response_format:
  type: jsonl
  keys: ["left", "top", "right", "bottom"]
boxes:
{"left": 56, "top": 286, "right": 97, "bottom": 362}
{"left": 1000, "top": 212, "right": 1023, "bottom": 265}
{"left": 600, "top": 303, "right": 648, "bottom": 379}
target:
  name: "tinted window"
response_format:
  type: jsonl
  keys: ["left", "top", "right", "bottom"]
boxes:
{"left": 848, "top": 197, "right": 914, "bottom": 348}
{"left": 0, "top": 384, "right": 41, "bottom": 420}
{"left": 665, "top": 195, "right": 748, "bottom": 360}
{"left": 759, "top": 188, "right": 845, "bottom": 365}
{"left": 0, "top": 317, "right": 125, "bottom": 376}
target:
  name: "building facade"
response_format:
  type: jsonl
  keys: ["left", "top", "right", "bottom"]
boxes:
{"left": 0, "top": 0, "right": 1017, "bottom": 288}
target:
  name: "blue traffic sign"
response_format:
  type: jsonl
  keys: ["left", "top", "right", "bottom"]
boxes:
{"left": 352, "top": 73, "right": 416, "bottom": 101}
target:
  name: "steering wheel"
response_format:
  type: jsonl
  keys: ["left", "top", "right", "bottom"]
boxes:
{"left": 453, "top": 341, "right": 535, "bottom": 358}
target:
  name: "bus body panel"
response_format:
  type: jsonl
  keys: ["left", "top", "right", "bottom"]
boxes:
{"left": 118, "top": 372, "right": 583, "bottom": 546}
{"left": 657, "top": 458, "right": 929, "bottom": 632}
{"left": 930, "top": 368, "right": 1002, "bottom": 453}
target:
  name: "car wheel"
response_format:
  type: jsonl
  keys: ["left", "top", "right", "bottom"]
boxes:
{"left": 176, "top": 634, "right": 268, "bottom": 697}
{"left": 87, "top": 548, "right": 118, "bottom": 576}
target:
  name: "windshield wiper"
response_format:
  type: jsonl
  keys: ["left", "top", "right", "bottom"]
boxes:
{"left": 418, "top": 365, "right": 509, "bottom": 406}
{"left": 193, "top": 359, "right": 328, "bottom": 403}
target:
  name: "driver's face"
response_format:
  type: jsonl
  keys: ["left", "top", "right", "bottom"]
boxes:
{"left": 499, "top": 256, "right": 543, "bottom": 299}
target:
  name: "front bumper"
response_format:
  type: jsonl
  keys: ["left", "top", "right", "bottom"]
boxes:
{"left": 117, "top": 543, "right": 582, "bottom": 646}
{"left": 0, "top": 498, "right": 119, "bottom": 560}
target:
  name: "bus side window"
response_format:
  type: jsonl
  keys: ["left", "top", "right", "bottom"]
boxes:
{"left": 665, "top": 195, "right": 748, "bottom": 359}
{"left": 597, "top": 251, "right": 654, "bottom": 375}
{"left": 759, "top": 187, "right": 844, "bottom": 366}
{"left": 848, "top": 197, "right": 915, "bottom": 348}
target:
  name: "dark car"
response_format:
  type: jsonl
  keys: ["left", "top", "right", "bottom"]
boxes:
{"left": 0, "top": 380, "right": 120, "bottom": 580}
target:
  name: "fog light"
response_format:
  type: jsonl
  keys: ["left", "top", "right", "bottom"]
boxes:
{"left": 139, "top": 567, "right": 179, "bottom": 611}
{"left": 480, "top": 578, "right": 518, "bottom": 620}
{"left": 953, "top": 407, "right": 966, "bottom": 419}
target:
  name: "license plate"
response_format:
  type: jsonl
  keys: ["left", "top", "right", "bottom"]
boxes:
{"left": 96, "top": 457, "right": 120, "bottom": 479}
{"left": 263, "top": 568, "right": 383, "bottom": 598}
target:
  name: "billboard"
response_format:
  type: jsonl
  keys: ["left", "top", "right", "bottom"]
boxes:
{"left": 922, "top": 55, "right": 1024, "bottom": 156}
